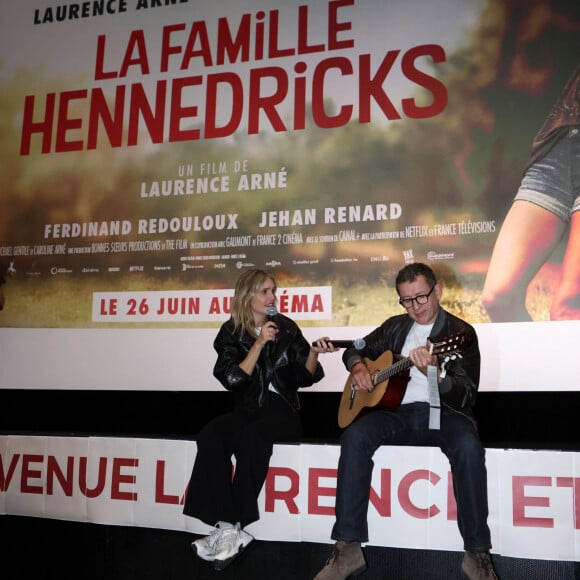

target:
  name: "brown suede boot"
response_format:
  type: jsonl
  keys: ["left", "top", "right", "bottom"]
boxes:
{"left": 313, "top": 541, "right": 367, "bottom": 580}
{"left": 461, "top": 550, "right": 498, "bottom": 579}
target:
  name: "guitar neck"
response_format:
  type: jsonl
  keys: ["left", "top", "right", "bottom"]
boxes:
{"left": 373, "top": 356, "right": 414, "bottom": 385}
{"left": 369, "top": 333, "right": 467, "bottom": 387}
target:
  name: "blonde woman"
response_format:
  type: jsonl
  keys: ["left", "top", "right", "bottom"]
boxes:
{"left": 184, "top": 268, "right": 336, "bottom": 570}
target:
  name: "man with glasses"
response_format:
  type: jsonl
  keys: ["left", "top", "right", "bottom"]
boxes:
{"left": 313, "top": 262, "right": 498, "bottom": 580}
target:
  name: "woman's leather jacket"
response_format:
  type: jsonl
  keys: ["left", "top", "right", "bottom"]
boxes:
{"left": 213, "top": 314, "right": 324, "bottom": 414}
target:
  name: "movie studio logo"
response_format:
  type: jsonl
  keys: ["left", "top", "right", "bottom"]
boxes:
{"left": 330, "top": 257, "right": 358, "bottom": 263}
{"left": 265, "top": 260, "right": 281, "bottom": 268}
{"left": 182, "top": 263, "right": 203, "bottom": 270}
{"left": 236, "top": 261, "right": 255, "bottom": 269}
{"left": 50, "top": 266, "right": 73, "bottom": 275}
{"left": 402, "top": 249, "right": 415, "bottom": 263}
{"left": 129, "top": 265, "right": 144, "bottom": 272}
{"left": 427, "top": 251, "right": 455, "bottom": 261}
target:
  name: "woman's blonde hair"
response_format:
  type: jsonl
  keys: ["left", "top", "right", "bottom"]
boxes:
{"left": 231, "top": 269, "right": 277, "bottom": 337}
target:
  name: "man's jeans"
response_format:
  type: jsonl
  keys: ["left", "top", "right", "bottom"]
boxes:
{"left": 331, "top": 402, "right": 492, "bottom": 552}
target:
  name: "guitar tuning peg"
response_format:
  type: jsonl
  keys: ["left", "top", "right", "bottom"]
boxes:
{"left": 441, "top": 358, "right": 449, "bottom": 378}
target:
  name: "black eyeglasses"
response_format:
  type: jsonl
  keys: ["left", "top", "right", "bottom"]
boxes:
{"left": 398, "top": 284, "right": 436, "bottom": 308}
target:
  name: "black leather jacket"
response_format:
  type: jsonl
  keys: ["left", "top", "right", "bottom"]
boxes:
{"left": 343, "top": 307, "right": 480, "bottom": 418}
{"left": 213, "top": 314, "right": 324, "bottom": 414}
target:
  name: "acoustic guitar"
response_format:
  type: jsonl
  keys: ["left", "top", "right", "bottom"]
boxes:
{"left": 337, "top": 332, "right": 469, "bottom": 428}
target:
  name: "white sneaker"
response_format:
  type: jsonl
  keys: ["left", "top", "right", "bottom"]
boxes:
{"left": 191, "top": 522, "right": 234, "bottom": 562}
{"left": 213, "top": 523, "right": 254, "bottom": 570}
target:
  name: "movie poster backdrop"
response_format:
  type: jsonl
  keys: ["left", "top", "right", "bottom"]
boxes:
{"left": 1, "top": 0, "right": 579, "bottom": 391}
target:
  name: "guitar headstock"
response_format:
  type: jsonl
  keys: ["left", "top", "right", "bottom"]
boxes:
{"left": 429, "top": 331, "right": 471, "bottom": 357}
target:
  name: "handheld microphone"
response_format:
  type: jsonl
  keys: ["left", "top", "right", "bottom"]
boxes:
{"left": 311, "top": 338, "right": 366, "bottom": 349}
{"left": 265, "top": 306, "right": 278, "bottom": 349}
{"left": 266, "top": 305, "right": 278, "bottom": 322}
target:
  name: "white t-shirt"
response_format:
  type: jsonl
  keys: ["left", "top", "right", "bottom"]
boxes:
{"left": 400, "top": 322, "right": 434, "bottom": 405}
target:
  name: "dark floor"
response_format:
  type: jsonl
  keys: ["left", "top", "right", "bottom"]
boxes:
{"left": 1, "top": 515, "right": 577, "bottom": 580}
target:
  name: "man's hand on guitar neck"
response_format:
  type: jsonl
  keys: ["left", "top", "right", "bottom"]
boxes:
{"left": 350, "top": 360, "right": 374, "bottom": 392}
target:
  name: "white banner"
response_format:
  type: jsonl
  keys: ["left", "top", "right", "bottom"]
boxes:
{"left": 1, "top": 435, "right": 578, "bottom": 561}
{"left": 1, "top": 321, "right": 580, "bottom": 391}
